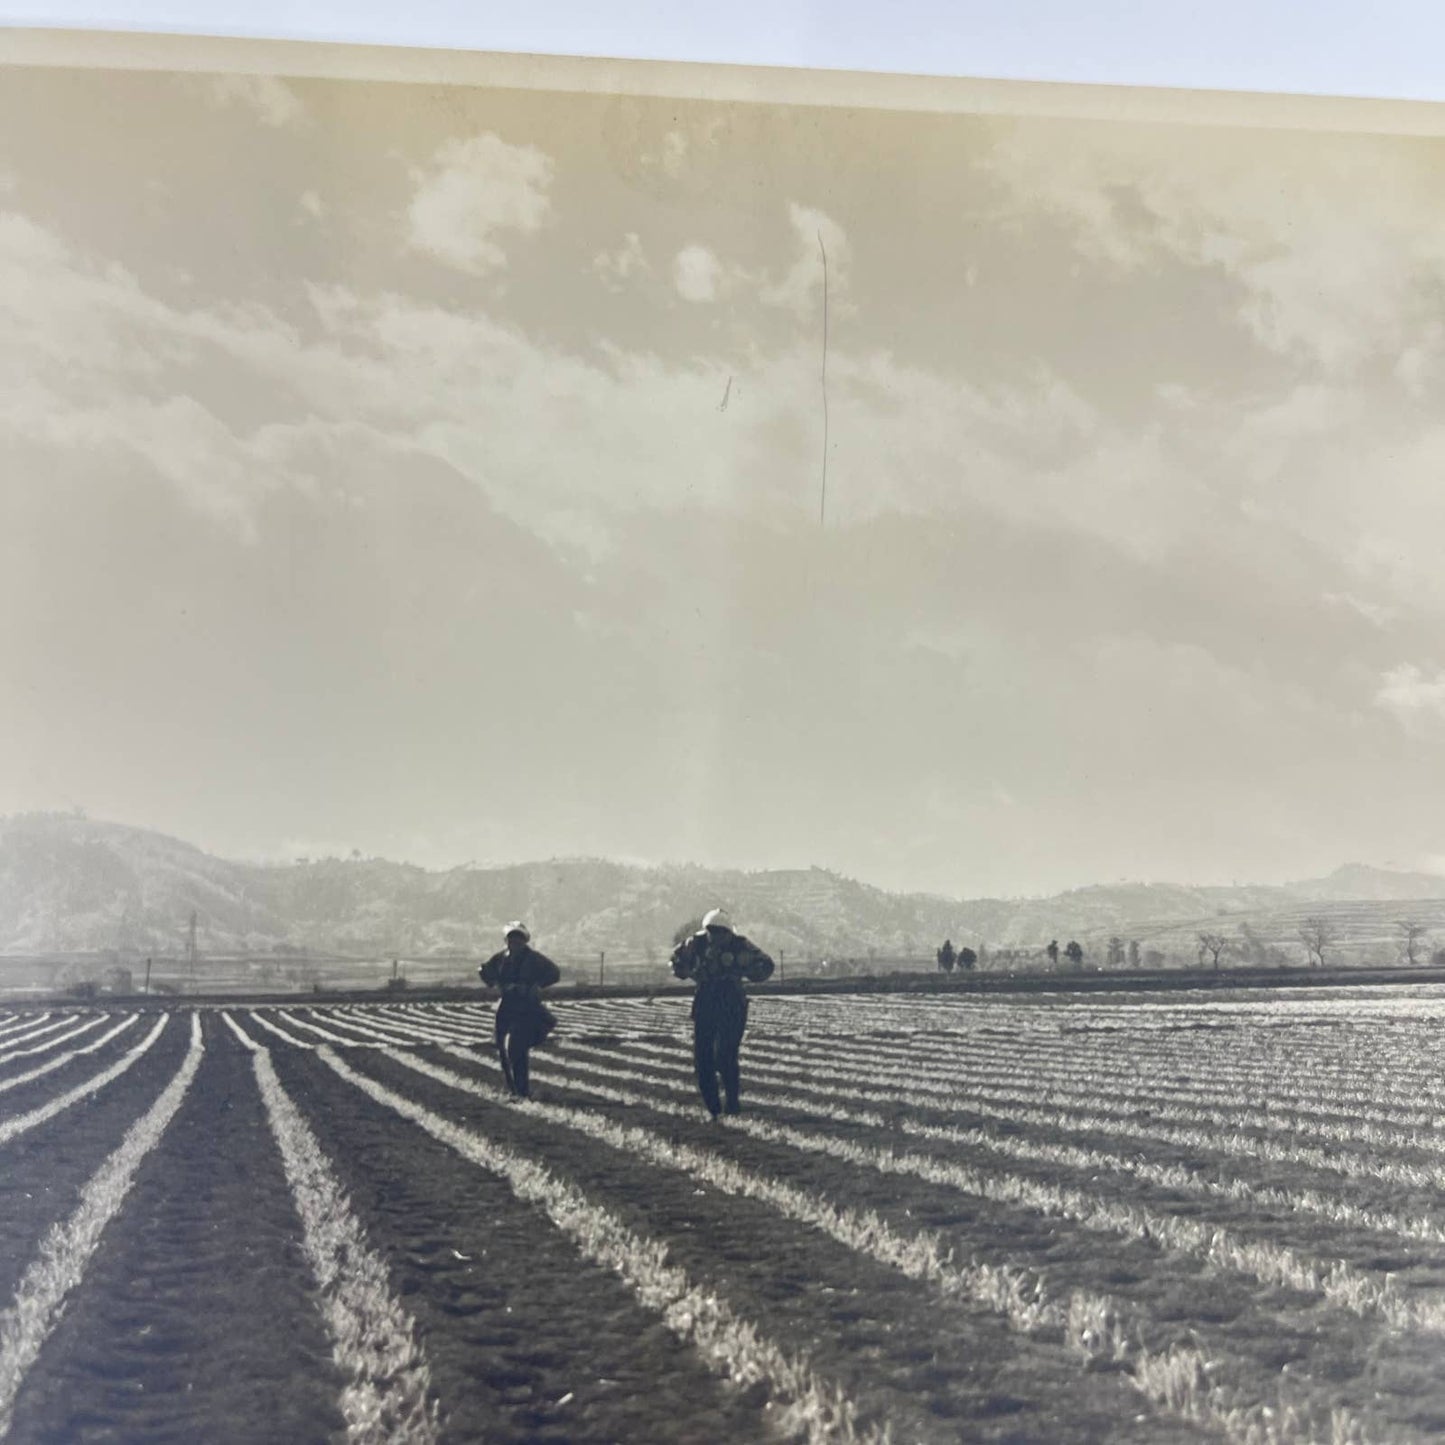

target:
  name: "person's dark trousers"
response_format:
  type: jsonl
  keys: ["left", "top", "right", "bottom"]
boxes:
{"left": 692, "top": 986, "right": 749, "bottom": 1115}
{"left": 493, "top": 1007, "right": 515, "bottom": 1092}
{"left": 508, "top": 1033, "right": 532, "bottom": 1098}
{"left": 495, "top": 999, "right": 537, "bottom": 1096}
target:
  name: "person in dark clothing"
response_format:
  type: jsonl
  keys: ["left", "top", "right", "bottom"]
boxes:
{"left": 479, "top": 922, "right": 560, "bottom": 1099}
{"left": 671, "top": 908, "right": 774, "bottom": 1117}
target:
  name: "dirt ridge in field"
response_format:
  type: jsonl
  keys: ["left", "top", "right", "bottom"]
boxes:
{"left": 0, "top": 1018, "right": 189, "bottom": 1312}
{"left": 370, "top": 1040, "right": 1207, "bottom": 1445}
{"left": 531, "top": 1026, "right": 1438, "bottom": 1441}
{"left": 6, "top": 1015, "right": 349, "bottom": 1443}
{"left": 270, "top": 1038, "right": 770, "bottom": 1445}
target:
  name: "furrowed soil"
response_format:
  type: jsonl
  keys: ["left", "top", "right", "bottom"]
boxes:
{"left": 0, "top": 1019, "right": 145, "bottom": 1114}
{"left": 738, "top": 1024, "right": 1445, "bottom": 1436}
{"left": 270, "top": 1041, "right": 769, "bottom": 1445}
{"left": 6, "top": 1014, "right": 348, "bottom": 1444}
{"left": 532, "top": 1020, "right": 1437, "bottom": 1440}
{"left": 362, "top": 1041, "right": 1199, "bottom": 1445}
{"left": 10, "top": 987, "right": 1445, "bottom": 1442}
{"left": 0, "top": 1018, "right": 189, "bottom": 1311}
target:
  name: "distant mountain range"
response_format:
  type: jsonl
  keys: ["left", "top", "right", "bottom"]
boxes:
{"left": 4, "top": 813, "right": 1445, "bottom": 972}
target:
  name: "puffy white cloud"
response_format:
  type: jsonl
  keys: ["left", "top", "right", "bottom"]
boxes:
{"left": 672, "top": 244, "right": 725, "bottom": 303}
{"left": 406, "top": 132, "right": 554, "bottom": 275}
{"left": 666, "top": 203, "right": 850, "bottom": 316}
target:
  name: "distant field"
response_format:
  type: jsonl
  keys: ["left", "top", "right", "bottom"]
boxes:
{"left": 2, "top": 987, "right": 1445, "bottom": 1441}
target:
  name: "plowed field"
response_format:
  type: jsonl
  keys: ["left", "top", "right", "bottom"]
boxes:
{"left": 0, "top": 985, "right": 1442, "bottom": 1443}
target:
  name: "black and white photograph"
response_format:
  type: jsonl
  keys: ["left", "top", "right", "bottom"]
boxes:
{"left": 6, "top": 9, "right": 1445, "bottom": 1440}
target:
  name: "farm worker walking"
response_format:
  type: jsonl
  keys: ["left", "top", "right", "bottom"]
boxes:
{"left": 479, "top": 922, "right": 560, "bottom": 1099}
{"left": 671, "top": 908, "right": 774, "bottom": 1117}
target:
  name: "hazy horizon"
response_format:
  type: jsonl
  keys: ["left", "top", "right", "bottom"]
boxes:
{"left": 7, "top": 48, "right": 1445, "bottom": 896}
{"left": 11, "top": 806, "right": 1445, "bottom": 907}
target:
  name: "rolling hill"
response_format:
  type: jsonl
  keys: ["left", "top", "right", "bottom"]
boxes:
{"left": 3, "top": 813, "right": 1445, "bottom": 976}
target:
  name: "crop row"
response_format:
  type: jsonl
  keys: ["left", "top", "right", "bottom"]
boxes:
{"left": 252, "top": 997, "right": 1445, "bottom": 1440}
{"left": 3, "top": 992, "right": 1443, "bottom": 1442}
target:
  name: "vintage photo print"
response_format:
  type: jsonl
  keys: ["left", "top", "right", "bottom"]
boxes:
{"left": 4, "top": 28, "right": 1445, "bottom": 1442}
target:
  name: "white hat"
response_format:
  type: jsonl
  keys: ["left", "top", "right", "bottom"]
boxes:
{"left": 503, "top": 921, "right": 530, "bottom": 942}
{"left": 702, "top": 908, "right": 733, "bottom": 932}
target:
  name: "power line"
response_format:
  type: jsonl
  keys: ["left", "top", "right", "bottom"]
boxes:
{"left": 820, "top": 231, "right": 832, "bottom": 531}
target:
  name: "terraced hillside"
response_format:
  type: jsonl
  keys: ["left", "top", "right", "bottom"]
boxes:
{"left": 1134, "top": 895, "right": 1445, "bottom": 966}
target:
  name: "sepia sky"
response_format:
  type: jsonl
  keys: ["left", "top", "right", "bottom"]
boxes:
{"left": 6, "top": 51, "right": 1445, "bottom": 897}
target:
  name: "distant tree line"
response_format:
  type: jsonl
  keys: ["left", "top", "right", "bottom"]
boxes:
{"left": 933, "top": 916, "right": 1445, "bottom": 977}
{"left": 934, "top": 939, "right": 977, "bottom": 973}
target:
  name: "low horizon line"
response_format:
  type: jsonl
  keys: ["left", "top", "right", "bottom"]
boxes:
{"left": 5, "top": 808, "right": 1444, "bottom": 904}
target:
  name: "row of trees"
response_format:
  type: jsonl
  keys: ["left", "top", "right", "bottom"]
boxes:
{"left": 937, "top": 938, "right": 1090, "bottom": 972}
{"left": 935, "top": 939, "right": 977, "bottom": 972}
{"left": 951, "top": 938, "right": 1158, "bottom": 972}
{"left": 937, "top": 917, "right": 1445, "bottom": 977}
{"left": 1197, "top": 917, "right": 1439, "bottom": 970}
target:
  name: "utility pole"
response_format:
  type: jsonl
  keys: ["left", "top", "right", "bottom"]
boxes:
{"left": 599, "top": 950, "right": 606, "bottom": 988}
{"left": 186, "top": 911, "right": 198, "bottom": 984}
{"left": 144, "top": 957, "right": 152, "bottom": 995}
{"left": 779, "top": 950, "right": 785, "bottom": 982}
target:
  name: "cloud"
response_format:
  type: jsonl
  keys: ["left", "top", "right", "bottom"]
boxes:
{"left": 600, "top": 110, "right": 729, "bottom": 203}
{"left": 1377, "top": 664, "right": 1445, "bottom": 728}
{"left": 663, "top": 203, "right": 850, "bottom": 315}
{"left": 202, "top": 74, "right": 304, "bottom": 128}
{"left": 592, "top": 232, "right": 648, "bottom": 291}
{"left": 0, "top": 199, "right": 1420, "bottom": 643}
{"left": 1324, "top": 591, "right": 1397, "bottom": 628}
{"left": 0, "top": 206, "right": 1192, "bottom": 562}
{"left": 1088, "top": 633, "right": 1271, "bottom": 711}
{"left": 761, "top": 203, "right": 850, "bottom": 317}
{"left": 20, "top": 88, "right": 1445, "bottom": 894}
{"left": 660, "top": 129, "right": 689, "bottom": 178}
{"left": 672, "top": 244, "right": 725, "bottom": 303}
{"left": 0, "top": 212, "right": 176, "bottom": 376}
{"left": 406, "top": 133, "right": 554, "bottom": 275}
{"left": 1311, "top": 425, "right": 1445, "bottom": 617}
{"left": 0, "top": 214, "right": 325, "bottom": 534}
{"left": 983, "top": 122, "right": 1445, "bottom": 374}
{"left": 0, "top": 211, "right": 766, "bottom": 547}
{"left": 11, "top": 393, "right": 274, "bottom": 536}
